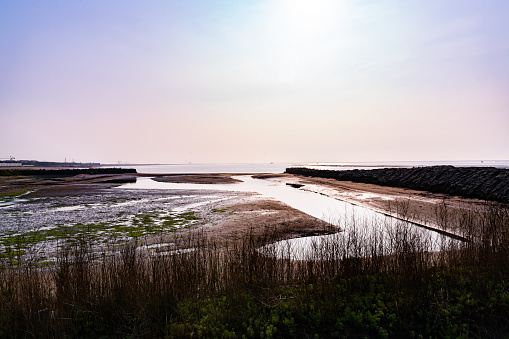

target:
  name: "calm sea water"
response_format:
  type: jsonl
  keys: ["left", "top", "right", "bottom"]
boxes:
{"left": 306, "top": 160, "right": 509, "bottom": 171}
{"left": 117, "top": 160, "right": 509, "bottom": 174}
{"left": 117, "top": 163, "right": 297, "bottom": 174}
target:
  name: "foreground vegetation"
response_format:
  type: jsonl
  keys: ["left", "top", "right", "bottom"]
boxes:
{"left": 1, "top": 202, "right": 508, "bottom": 338}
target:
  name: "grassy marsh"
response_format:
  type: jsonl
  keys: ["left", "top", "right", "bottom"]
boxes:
{"left": 0, "top": 200, "right": 508, "bottom": 337}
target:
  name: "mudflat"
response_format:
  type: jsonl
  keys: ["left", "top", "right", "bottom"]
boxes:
{"left": 0, "top": 171, "right": 495, "bottom": 245}
{"left": 0, "top": 173, "right": 330, "bottom": 247}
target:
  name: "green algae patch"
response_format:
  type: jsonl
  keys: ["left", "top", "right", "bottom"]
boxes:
{"left": 181, "top": 211, "right": 199, "bottom": 220}
{"left": 0, "top": 190, "right": 29, "bottom": 198}
{"left": 0, "top": 210, "right": 201, "bottom": 259}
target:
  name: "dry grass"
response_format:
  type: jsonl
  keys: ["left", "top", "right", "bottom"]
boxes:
{"left": 0, "top": 201, "right": 508, "bottom": 337}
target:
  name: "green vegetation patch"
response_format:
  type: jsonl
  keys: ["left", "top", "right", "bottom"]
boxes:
{"left": 0, "top": 190, "right": 29, "bottom": 198}
{"left": 170, "top": 268, "right": 509, "bottom": 338}
{"left": 0, "top": 169, "right": 22, "bottom": 176}
{"left": 0, "top": 210, "right": 201, "bottom": 259}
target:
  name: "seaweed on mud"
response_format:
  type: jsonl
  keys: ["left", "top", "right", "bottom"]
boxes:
{"left": 0, "top": 189, "right": 211, "bottom": 262}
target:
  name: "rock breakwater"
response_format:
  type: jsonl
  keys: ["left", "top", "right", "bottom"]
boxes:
{"left": 286, "top": 166, "right": 509, "bottom": 203}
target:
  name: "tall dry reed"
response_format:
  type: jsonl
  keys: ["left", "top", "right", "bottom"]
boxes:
{"left": 0, "top": 201, "right": 508, "bottom": 337}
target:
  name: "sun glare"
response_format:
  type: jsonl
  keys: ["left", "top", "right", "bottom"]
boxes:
{"left": 279, "top": 0, "right": 339, "bottom": 35}
{"left": 269, "top": 0, "right": 343, "bottom": 84}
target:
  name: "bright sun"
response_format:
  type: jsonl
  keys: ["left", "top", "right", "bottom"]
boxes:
{"left": 279, "top": 0, "right": 339, "bottom": 36}
{"left": 269, "top": 0, "right": 343, "bottom": 83}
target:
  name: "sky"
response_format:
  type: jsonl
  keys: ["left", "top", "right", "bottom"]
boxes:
{"left": 1, "top": 0, "right": 508, "bottom": 164}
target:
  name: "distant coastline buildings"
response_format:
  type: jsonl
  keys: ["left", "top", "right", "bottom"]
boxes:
{"left": 0, "top": 160, "right": 100, "bottom": 167}
{"left": 0, "top": 162, "right": 22, "bottom": 167}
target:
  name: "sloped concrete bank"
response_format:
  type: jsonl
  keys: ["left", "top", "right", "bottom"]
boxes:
{"left": 286, "top": 166, "right": 509, "bottom": 203}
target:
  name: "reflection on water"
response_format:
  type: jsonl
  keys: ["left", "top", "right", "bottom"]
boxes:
{"left": 261, "top": 218, "right": 461, "bottom": 260}
{"left": 119, "top": 176, "right": 374, "bottom": 226}
{"left": 0, "top": 191, "right": 34, "bottom": 209}
{"left": 0, "top": 198, "right": 29, "bottom": 208}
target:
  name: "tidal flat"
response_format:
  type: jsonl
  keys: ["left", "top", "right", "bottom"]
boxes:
{"left": 0, "top": 170, "right": 489, "bottom": 264}
{"left": 0, "top": 173, "right": 328, "bottom": 264}
{"left": 1, "top": 169, "right": 508, "bottom": 337}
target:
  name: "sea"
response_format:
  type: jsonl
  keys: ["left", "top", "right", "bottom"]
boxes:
{"left": 115, "top": 160, "right": 509, "bottom": 174}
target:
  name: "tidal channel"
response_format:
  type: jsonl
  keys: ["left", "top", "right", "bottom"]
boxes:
{"left": 119, "top": 176, "right": 461, "bottom": 259}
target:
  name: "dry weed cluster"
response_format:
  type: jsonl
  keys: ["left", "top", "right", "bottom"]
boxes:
{"left": 1, "top": 201, "right": 508, "bottom": 337}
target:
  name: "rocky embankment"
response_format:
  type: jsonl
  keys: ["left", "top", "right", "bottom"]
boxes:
{"left": 286, "top": 166, "right": 509, "bottom": 203}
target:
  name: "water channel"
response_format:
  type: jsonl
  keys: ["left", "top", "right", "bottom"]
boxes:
{"left": 119, "top": 176, "right": 460, "bottom": 259}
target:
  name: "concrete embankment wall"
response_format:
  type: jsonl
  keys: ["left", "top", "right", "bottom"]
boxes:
{"left": 286, "top": 166, "right": 509, "bottom": 203}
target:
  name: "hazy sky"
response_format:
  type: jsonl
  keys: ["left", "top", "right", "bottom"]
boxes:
{"left": 1, "top": 0, "right": 508, "bottom": 164}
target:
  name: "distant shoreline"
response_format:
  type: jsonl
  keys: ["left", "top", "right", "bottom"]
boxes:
{"left": 0, "top": 167, "right": 136, "bottom": 176}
